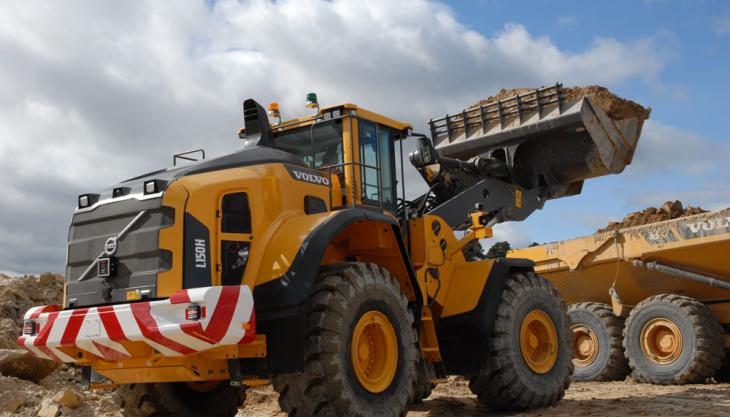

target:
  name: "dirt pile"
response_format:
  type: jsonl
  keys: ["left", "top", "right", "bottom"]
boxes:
{"left": 0, "top": 368, "right": 120, "bottom": 417}
{"left": 564, "top": 85, "right": 650, "bottom": 120}
{"left": 473, "top": 85, "right": 650, "bottom": 121}
{"left": 597, "top": 200, "right": 707, "bottom": 233}
{"left": 0, "top": 273, "right": 64, "bottom": 348}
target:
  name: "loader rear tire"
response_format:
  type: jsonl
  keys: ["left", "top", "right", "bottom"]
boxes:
{"left": 114, "top": 381, "right": 245, "bottom": 417}
{"left": 623, "top": 294, "right": 724, "bottom": 384}
{"left": 272, "top": 262, "right": 418, "bottom": 417}
{"left": 469, "top": 271, "right": 573, "bottom": 411}
{"left": 568, "top": 302, "right": 629, "bottom": 381}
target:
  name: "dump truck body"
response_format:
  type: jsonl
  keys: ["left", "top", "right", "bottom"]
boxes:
{"left": 511, "top": 208, "right": 730, "bottom": 307}
{"left": 510, "top": 209, "right": 730, "bottom": 383}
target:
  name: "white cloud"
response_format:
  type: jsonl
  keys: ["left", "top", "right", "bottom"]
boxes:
{"left": 629, "top": 120, "right": 730, "bottom": 178}
{"left": 713, "top": 16, "right": 730, "bottom": 35}
{"left": 558, "top": 15, "right": 576, "bottom": 28}
{"left": 0, "top": 0, "right": 673, "bottom": 272}
{"left": 489, "top": 222, "right": 532, "bottom": 248}
{"left": 627, "top": 184, "right": 730, "bottom": 212}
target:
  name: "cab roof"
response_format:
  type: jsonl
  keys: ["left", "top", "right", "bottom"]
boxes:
{"left": 269, "top": 103, "right": 413, "bottom": 135}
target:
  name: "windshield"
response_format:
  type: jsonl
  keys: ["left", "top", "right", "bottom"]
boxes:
{"left": 273, "top": 120, "right": 343, "bottom": 168}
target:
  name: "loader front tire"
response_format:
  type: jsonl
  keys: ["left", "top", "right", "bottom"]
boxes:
{"left": 115, "top": 381, "right": 245, "bottom": 417}
{"left": 469, "top": 271, "right": 573, "bottom": 411}
{"left": 568, "top": 302, "right": 629, "bottom": 381}
{"left": 623, "top": 294, "right": 724, "bottom": 384}
{"left": 272, "top": 262, "right": 418, "bottom": 417}
{"left": 411, "top": 359, "right": 435, "bottom": 404}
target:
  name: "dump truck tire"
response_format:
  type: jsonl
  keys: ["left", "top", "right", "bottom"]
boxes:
{"left": 568, "top": 302, "right": 629, "bottom": 381}
{"left": 469, "top": 271, "right": 573, "bottom": 411}
{"left": 411, "top": 359, "right": 435, "bottom": 404}
{"left": 623, "top": 294, "right": 724, "bottom": 384}
{"left": 115, "top": 382, "right": 245, "bottom": 417}
{"left": 272, "top": 262, "right": 418, "bottom": 417}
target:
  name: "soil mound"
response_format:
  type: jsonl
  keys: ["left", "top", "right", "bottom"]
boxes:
{"left": 0, "top": 273, "right": 64, "bottom": 348}
{"left": 473, "top": 85, "right": 650, "bottom": 121}
{"left": 596, "top": 201, "right": 707, "bottom": 233}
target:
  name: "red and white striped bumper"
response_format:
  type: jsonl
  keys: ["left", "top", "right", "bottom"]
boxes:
{"left": 17, "top": 286, "right": 255, "bottom": 363}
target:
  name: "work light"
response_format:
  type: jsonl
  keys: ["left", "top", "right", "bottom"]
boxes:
{"left": 143, "top": 180, "right": 166, "bottom": 195}
{"left": 78, "top": 193, "right": 99, "bottom": 209}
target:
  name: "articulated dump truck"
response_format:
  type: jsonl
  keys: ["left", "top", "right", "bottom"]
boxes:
{"left": 18, "top": 84, "right": 647, "bottom": 417}
{"left": 510, "top": 208, "right": 730, "bottom": 385}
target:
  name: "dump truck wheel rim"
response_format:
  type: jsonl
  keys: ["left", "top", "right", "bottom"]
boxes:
{"left": 351, "top": 310, "right": 398, "bottom": 393}
{"left": 572, "top": 324, "right": 599, "bottom": 367}
{"left": 520, "top": 310, "right": 559, "bottom": 374}
{"left": 640, "top": 318, "right": 683, "bottom": 365}
{"left": 185, "top": 381, "right": 221, "bottom": 393}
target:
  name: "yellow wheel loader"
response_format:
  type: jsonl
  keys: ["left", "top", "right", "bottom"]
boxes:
{"left": 18, "top": 84, "right": 647, "bottom": 417}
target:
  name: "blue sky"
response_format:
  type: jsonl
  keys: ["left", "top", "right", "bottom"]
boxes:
{"left": 444, "top": 0, "right": 730, "bottom": 245}
{"left": 452, "top": 0, "right": 727, "bottom": 137}
{"left": 1, "top": 0, "right": 729, "bottom": 272}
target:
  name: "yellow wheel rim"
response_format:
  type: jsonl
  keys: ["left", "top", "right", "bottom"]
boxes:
{"left": 572, "top": 324, "right": 599, "bottom": 367}
{"left": 351, "top": 311, "right": 398, "bottom": 393}
{"left": 640, "top": 318, "right": 683, "bottom": 365}
{"left": 520, "top": 310, "right": 559, "bottom": 374}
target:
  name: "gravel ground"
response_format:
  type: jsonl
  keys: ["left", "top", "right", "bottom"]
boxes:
{"left": 240, "top": 378, "right": 730, "bottom": 417}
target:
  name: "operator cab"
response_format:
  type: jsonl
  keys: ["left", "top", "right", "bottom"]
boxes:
{"left": 241, "top": 98, "right": 412, "bottom": 213}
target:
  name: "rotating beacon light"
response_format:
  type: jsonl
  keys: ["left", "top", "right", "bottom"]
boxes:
{"left": 268, "top": 102, "right": 281, "bottom": 124}
{"left": 305, "top": 92, "right": 320, "bottom": 113}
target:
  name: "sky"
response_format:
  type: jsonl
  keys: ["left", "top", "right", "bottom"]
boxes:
{"left": 1, "top": 0, "right": 729, "bottom": 274}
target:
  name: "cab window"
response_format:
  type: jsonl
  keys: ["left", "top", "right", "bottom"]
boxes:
{"left": 273, "top": 121, "right": 343, "bottom": 168}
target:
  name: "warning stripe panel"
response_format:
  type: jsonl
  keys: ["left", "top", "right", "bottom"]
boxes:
{"left": 17, "top": 285, "right": 255, "bottom": 363}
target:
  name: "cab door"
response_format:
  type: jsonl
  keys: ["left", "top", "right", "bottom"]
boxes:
{"left": 217, "top": 191, "right": 253, "bottom": 286}
{"left": 358, "top": 120, "right": 397, "bottom": 211}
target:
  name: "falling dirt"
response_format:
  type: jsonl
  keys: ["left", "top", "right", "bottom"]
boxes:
{"left": 473, "top": 85, "right": 650, "bottom": 121}
{"left": 596, "top": 200, "right": 707, "bottom": 233}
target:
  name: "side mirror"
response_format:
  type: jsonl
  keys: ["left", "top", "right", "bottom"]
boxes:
{"left": 409, "top": 136, "right": 438, "bottom": 168}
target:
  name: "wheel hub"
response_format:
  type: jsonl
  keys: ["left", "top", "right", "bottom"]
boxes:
{"left": 351, "top": 310, "right": 398, "bottom": 393}
{"left": 519, "top": 310, "right": 559, "bottom": 374}
{"left": 571, "top": 324, "right": 599, "bottom": 367}
{"left": 640, "top": 318, "right": 683, "bottom": 365}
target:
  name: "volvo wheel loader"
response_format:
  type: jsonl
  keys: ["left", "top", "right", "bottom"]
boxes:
{"left": 18, "top": 84, "right": 647, "bottom": 417}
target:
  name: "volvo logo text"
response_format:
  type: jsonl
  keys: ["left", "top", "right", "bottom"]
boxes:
{"left": 286, "top": 166, "right": 330, "bottom": 186}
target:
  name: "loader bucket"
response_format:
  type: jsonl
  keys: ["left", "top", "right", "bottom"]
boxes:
{"left": 428, "top": 84, "right": 649, "bottom": 198}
